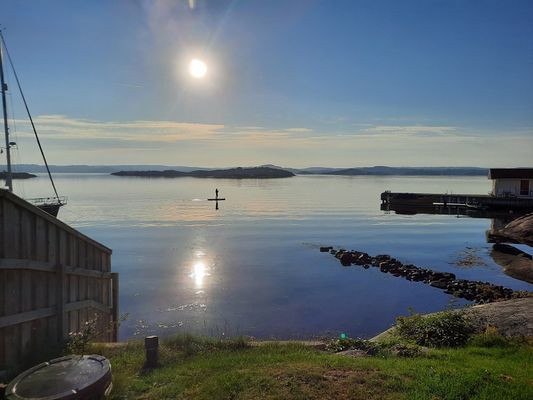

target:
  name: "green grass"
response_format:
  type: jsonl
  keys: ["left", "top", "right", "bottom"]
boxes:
{"left": 90, "top": 335, "right": 533, "bottom": 400}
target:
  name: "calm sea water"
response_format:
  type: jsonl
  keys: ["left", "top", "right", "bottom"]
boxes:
{"left": 14, "top": 174, "right": 532, "bottom": 340}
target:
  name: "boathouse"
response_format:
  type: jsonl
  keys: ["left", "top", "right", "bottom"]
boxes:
{"left": 0, "top": 189, "right": 118, "bottom": 379}
{"left": 489, "top": 168, "right": 533, "bottom": 198}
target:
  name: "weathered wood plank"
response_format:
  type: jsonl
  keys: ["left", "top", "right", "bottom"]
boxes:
{"left": 0, "top": 259, "right": 110, "bottom": 278}
{"left": 47, "top": 223, "right": 57, "bottom": 265}
{"left": 64, "top": 300, "right": 111, "bottom": 314}
{"left": 35, "top": 272, "right": 47, "bottom": 313}
{"left": 0, "top": 307, "right": 56, "bottom": 328}
{"left": 79, "top": 240, "right": 86, "bottom": 270}
{"left": 3, "top": 326, "right": 20, "bottom": 372}
{"left": 3, "top": 201, "right": 19, "bottom": 258}
{"left": 0, "top": 270, "right": 4, "bottom": 318}
{"left": 36, "top": 217, "right": 47, "bottom": 262}
{"left": 59, "top": 230, "right": 68, "bottom": 266}
{"left": 70, "top": 236, "right": 77, "bottom": 270}
{"left": 0, "top": 198, "right": 4, "bottom": 259}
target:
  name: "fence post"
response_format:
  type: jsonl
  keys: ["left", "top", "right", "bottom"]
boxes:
{"left": 56, "top": 262, "right": 66, "bottom": 342}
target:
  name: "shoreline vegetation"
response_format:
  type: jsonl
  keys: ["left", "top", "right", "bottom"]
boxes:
{"left": 86, "top": 299, "right": 532, "bottom": 400}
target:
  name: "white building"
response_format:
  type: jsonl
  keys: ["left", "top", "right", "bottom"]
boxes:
{"left": 489, "top": 168, "right": 533, "bottom": 198}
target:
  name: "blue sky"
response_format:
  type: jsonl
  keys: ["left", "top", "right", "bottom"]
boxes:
{"left": 2, "top": 0, "right": 532, "bottom": 167}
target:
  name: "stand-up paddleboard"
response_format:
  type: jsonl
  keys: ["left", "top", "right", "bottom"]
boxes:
{"left": 209, "top": 188, "right": 225, "bottom": 201}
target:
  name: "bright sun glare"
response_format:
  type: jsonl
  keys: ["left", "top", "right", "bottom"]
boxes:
{"left": 189, "top": 59, "right": 207, "bottom": 78}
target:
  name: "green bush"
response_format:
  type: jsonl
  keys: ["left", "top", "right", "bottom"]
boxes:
{"left": 469, "top": 326, "right": 511, "bottom": 348}
{"left": 388, "top": 343, "right": 424, "bottom": 357}
{"left": 326, "top": 337, "right": 381, "bottom": 354}
{"left": 395, "top": 309, "right": 474, "bottom": 348}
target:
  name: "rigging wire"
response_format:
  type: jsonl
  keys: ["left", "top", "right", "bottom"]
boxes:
{"left": 6, "top": 72, "right": 27, "bottom": 198}
{"left": 0, "top": 31, "right": 61, "bottom": 202}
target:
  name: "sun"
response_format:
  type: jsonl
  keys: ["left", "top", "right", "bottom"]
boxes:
{"left": 189, "top": 58, "right": 207, "bottom": 78}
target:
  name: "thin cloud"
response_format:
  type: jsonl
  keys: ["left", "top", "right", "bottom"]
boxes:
{"left": 12, "top": 115, "right": 318, "bottom": 145}
{"left": 361, "top": 125, "right": 457, "bottom": 136}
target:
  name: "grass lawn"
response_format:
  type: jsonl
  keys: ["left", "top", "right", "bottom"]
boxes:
{"left": 91, "top": 335, "right": 533, "bottom": 400}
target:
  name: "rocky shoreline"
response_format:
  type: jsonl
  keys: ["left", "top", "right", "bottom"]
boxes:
{"left": 319, "top": 246, "right": 531, "bottom": 303}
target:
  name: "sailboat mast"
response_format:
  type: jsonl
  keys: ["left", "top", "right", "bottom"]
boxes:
{"left": 0, "top": 37, "right": 13, "bottom": 192}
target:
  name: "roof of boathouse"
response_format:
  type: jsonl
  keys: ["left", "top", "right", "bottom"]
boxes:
{"left": 489, "top": 168, "right": 533, "bottom": 180}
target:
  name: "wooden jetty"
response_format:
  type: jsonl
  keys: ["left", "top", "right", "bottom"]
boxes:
{"left": 381, "top": 191, "right": 533, "bottom": 211}
{"left": 0, "top": 189, "right": 118, "bottom": 378}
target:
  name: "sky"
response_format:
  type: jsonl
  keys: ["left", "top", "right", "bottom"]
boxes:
{"left": 1, "top": 0, "right": 532, "bottom": 167}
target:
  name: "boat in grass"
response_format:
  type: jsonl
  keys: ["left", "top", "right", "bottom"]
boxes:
{"left": 0, "top": 31, "right": 66, "bottom": 217}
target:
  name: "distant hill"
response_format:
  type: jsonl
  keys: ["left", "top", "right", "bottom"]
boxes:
{"left": 3, "top": 164, "right": 211, "bottom": 173}
{"left": 4, "top": 164, "right": 493, "bottom": 176}
{"left": 112, "top": 167, "right": 295, "bottom": 179}
{"left": 325, "top": 166, "right": 488, "bottom": 176}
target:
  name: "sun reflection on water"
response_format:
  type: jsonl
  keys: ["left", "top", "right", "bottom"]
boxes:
{"left": 190, "top": 260, "right": 210, "bottom": 288}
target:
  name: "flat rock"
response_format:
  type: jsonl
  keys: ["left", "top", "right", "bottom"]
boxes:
{"left": 371, "top": 297, "right": 533, "bottom": 341}
{"left": 492, "top": 213, "right": 533, "bottom": 246}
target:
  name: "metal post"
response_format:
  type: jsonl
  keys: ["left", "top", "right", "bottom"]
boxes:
{"left": 144, "top": 336, "right": 159, "bottom": 368}
{"left": 0, "top": 39, "right": 12, "bottom": 192}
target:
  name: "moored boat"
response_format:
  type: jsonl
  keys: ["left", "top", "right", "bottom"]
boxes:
{"left": 0, "top": 31, "right": 66, "bottom": 217}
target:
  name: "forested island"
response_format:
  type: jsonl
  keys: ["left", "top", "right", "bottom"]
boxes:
{"left": 111, "top": 166, "right": 295, "bottom": 179}
{"left": 0, "top": 171, "right": 36, "bottom": 180}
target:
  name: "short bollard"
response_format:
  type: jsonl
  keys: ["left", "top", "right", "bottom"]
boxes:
{"left": 144, "top": 335, "right": 159, "bottom": 368}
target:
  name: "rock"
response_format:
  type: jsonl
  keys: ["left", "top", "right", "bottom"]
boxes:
{"left": 429, "top": 280, "right": 448, "bottom": 289}
{"left": 326, "top": 247, "right": 528, "bottom": 304}
{"left": 320, "top": 246, "right": 333, "bottom": 253}
{"left": 371, "top": 298, "right": 533, "bottom": 340}
{"left": 490, "top": 213, "right": 533, "bottom": 246}
{"left": 340, "top": 253, "right": 353, "bottom": 266}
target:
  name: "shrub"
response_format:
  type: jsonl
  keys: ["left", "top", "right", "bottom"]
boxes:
{"left": 469, "top": 326, "right": 510, "bottom": 348}
{"left": 395, "top": 309, "right": 474, "bottom": 348}
{"left": 326, "top": 337, "right": 381, "bottom": 355}
{"left": 388, "top": 343, "right": 424, "bottom": 357}
{"left": 65, "top": 317, "right": 99, "bottom": 354}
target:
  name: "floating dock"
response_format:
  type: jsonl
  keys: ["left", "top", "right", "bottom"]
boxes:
{"left": 381, "top": 191, "right": 533, "bottom": 211}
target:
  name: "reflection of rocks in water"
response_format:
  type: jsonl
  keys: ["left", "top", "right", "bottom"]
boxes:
{"left": 451, "top": 247, "right": 487, "bottom": 268}
{"left": 491, "top": 244, "right": 533, "bottom": 284}
{"left": 487, "top": 212, "right": 533, "bottom": 246}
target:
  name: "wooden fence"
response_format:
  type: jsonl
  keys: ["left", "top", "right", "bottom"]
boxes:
{"left": 0, "top": 189, "right": 118, "bottom": 377}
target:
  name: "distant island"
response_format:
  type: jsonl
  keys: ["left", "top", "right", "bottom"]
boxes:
{"left": 4, "top": 164, "right": 495, "bottom": 176}
{"left": 324, "top": 166, "right": 488, "bottom": 176}
{"left": 0, "top": 171, "right": 37, "bottom": 180}
{"left": 111, "top": 167, "right": 295, "bottom": 179}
